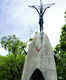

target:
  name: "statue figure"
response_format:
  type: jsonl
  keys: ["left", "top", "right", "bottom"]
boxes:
{"left": 29, "top": 0, "right": 55, "bottom": 44}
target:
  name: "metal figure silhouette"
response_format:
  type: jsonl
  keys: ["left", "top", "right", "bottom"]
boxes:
{"left": 29, "top": 0, "right": 55, "bottom": 43}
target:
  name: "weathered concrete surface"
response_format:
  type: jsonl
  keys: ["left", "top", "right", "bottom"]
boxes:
{"left": 21, "top": 33, "right": 57, "bottom": 80}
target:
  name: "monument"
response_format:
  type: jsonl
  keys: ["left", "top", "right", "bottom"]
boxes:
{"left": 21, "top": 0, "right": 57, "bottom": 80}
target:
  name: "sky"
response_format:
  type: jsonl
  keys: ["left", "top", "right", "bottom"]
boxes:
{"left": 0, "top": 0, "right": 66, "bottom": 56}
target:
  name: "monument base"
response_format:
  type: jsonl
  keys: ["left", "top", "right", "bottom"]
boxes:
{"left": 21, "top": 33, "right": 57, "bottom": 80}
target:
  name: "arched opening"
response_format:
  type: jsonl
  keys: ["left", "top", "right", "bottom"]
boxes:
{"left": 30, "top": 68, "right": 45, "bottom": 80}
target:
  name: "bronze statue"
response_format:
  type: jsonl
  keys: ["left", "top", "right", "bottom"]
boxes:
{"left": 29, "top": 0, "right": 54, "bottom": 33}
{"left": 29, "top": 0, "right": 55, "bottom": 44}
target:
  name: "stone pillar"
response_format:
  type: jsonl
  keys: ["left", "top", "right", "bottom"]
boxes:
{"left": 21, "top": 33, "right": 57, "bottom": 80}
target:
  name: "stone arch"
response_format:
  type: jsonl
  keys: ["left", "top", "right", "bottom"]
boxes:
{"left": 30, "top": 68, "right": 45, "bottom": 80}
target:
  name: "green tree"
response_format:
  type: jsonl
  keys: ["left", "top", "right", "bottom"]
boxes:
{"left": 54, "top": 12, "right": 66, "bottom": 80}
{"left": 1, "top": 35, "right": 27, "bottom": 56}
{"left": 0, "top": 54, "right": 25, "bottom": 80}
{"left": 0, "top": 35, "right": 27, "bottom": 80}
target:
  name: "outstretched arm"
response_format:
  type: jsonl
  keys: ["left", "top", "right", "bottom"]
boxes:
{"left": 28, "top": 5, "right": 40, "bottom": 14}
{"left": 42, "top": 3, "right": 55, "bottom": 16}
{"left": 42, "top": 6, "right": 50, "bottom": 15}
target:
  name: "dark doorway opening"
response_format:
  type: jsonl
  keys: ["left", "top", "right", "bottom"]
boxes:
{"left": 30, "top": 68, "right": 45, "bottom": 80}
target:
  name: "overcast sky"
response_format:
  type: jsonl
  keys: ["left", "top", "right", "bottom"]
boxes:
{"left": 0, "top": 0, "right": 66, "bottom": 56}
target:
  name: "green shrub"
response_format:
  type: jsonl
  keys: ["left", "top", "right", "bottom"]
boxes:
{"left": 0, "top": 54, "right": 25, "bottom": 80}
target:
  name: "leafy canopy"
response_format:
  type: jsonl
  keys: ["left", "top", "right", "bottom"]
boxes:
{"left": 1, "top": 35, "right": 26, "bottom": 55}
{"left": 54, "top": 11, "right": 66, "bottom": 80}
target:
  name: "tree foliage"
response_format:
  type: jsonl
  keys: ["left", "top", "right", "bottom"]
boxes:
{"left": 1, "top": 35, "right": 26, "bottom": 56}
{"left": 0, "top": 34, "right": 26, "bottom": 80}
{"left": 54, "top": 12, "right": 66, "bottom": 80}
{"left": 0, "top": 54, "right": 25, "bottom": 80}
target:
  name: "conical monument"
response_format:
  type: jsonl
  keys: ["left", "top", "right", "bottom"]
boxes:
{"left": 21, "top": 0, "right": 57, "bottom": 80}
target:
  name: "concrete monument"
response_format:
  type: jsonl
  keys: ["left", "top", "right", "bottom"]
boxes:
{"left": 21, "top": 0, "right": 57, "bottom": 80}
{"left": 22, "top": 33, "right": 57, "bottom": 80}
